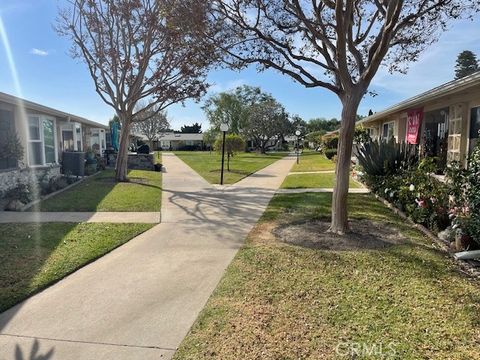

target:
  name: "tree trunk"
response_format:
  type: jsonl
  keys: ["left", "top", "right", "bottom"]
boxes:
{"left": 115, "top": 117, "right": 131, "bottom": 182}
{"left": 329, "top": 91, "right": 362, "bottom": 234}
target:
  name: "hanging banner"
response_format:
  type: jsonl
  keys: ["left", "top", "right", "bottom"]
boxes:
{"left": 406, "top": 108, "right": 424, "bottom": 144}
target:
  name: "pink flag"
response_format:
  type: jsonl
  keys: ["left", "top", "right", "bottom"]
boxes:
{"left": 406, "top": 108, "right": 423, "bottom": 144}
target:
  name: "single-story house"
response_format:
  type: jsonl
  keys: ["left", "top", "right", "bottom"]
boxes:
{"left": 357, "top": 71, "right": 480, "bottom": 168}
{"left": 0, "top": 91, "right": 109, "bottom": 194}
{"left": 132, "top": 132, "right": 204, "bottom": 150}
{"left": 156, "top": 132, "right": 204, "bottom": 150}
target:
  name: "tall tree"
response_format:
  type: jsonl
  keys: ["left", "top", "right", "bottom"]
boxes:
{"left": 307, "top": 118, "right": 340, "bottom": 133}
{"left": 243, "top": 99, "right": 292, "bottom": 153}
{"left": 131, "top": 106, "right": 170, "bottom": 149}
{"left": 57, "top": 0, "right": 217, "bottom": 181}
{"left": 180, "top": 122, "right": 202, "bottom": 133}
{"left": 212, "top": 0, "right": 477, "bottom": 234}
{"left": 455, "top": 50, "right": 479, "bottom": 79}
{"left": 203, "top": 92, "right": 244, "bottom": 133}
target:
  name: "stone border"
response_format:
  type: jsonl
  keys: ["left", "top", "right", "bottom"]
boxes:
{"left": 373, "top": 193, "right": 480, "bottom": 280}
{"left": 20, "top": 171, "right": 101, "bottom": 212}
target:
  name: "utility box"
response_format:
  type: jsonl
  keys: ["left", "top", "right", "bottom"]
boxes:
{"left": 62, "top": 151, "right": 86, "bottom": 176}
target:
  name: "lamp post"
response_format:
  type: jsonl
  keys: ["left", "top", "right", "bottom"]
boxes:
{"left": 220, "top": 123, "right": 229, "bottom": 185}
{"left": 295, "top": 130, "right": 301, "bottom": 164}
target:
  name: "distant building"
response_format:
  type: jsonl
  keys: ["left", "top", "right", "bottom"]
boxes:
{"left": 131, "top": 132, "right": 204, "bottom": 151}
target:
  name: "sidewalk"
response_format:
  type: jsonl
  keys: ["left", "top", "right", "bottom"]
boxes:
{"left": 0, "top": 153, "right": 296, "bottom": 360}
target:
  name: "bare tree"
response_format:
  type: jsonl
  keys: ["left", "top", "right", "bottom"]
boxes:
{"left": 132, "top": 106, "right": 170, "bottom": 149}
{"left": 212, "top": 0, "right": 477, "bottom": 234}
{"left": 57, "top": 0, "right": 217, "bottom": 181}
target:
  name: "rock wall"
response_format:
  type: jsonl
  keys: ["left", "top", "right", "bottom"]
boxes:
{"left": 127, "top": 153, "right": 155, "bottom": 170}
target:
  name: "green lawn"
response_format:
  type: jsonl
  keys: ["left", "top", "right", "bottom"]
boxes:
{"left": 290, "top": 151, "right": 336, "bottom": 172}
{"left": 0, "top": 223, "right": 152, "bottom": 313}
{"left": 281, "top": 172, "right": 361, "bottom": 189}
{"left": 174, "top": 151, "right": 288, "bottom": 184}
{"left": 174, "top": 193, "right": 480, "bottom": 360}
{"left": 36, "top": 169, "right": 162, "bottom": 212}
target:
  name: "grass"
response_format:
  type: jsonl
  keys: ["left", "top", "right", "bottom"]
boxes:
{"left": 36, "top": 169, "right": 162, "bottom": 212}
{"left": 174, "top": 193, "right": 480, "bottom": 360}
{"left": 0, "top": 222, "right": 152, "bottom": 313}
{"left": 174, "top": 151, "right": 288, "bottom": 184}
{"left": 290, "top": 151, "right": 336, "bottom": 172}
{"left": 281, "top": 172, "right": 361, "bottom": 189}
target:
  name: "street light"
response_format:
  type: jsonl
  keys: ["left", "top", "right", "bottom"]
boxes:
{"left": 220, "top": 123, "right": 229, "bottom": 185}
{"left": 295, "top": 129, "right": 301, "bottom": 164}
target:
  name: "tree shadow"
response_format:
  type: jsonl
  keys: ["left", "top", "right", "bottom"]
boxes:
{"left": 32, "top": 169, "right": 161, "bottom": 212}
{"left": 14, "top": 339, "right": 54, "bottom": 360}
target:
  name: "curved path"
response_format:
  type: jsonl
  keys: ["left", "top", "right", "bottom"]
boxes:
{"left": 0, "top": 153, "right": 296, "bottom": 360}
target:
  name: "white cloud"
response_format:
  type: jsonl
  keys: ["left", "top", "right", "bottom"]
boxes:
{"left": 30, "top": 48, "right": 49, "bottom": 56}
{"left": 207, "top": 78, "right": 248, "bottom": 94}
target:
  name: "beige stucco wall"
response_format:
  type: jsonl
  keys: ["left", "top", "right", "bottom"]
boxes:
{"left": 361, "top": 84, "right": 480, "bottom": 165}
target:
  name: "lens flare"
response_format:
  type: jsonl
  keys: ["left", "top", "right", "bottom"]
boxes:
{"left": 0, "top": 14, "right": 41, "bottom": 220}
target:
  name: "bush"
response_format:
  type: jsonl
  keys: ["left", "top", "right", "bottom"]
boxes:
{"left": 359, "top": 157, "right": 450, "bottom": 233}
{"left": 447, "top": 136, "right": 480, "bottom": 246}
{"left": 323, "top": 136, "right": 338, "bottom": 150}
{"left": 324, "top": 148, "right": 337, "bottom": 160}
{"left": 4, "top": 182, "right": 33, "bottom": 204}
{"left": 357, "top": 138, "right": 418, "bottom": 177}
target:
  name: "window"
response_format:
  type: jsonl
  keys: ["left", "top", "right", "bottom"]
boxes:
{"left": 75, "top": 124, "right": 83, "bottom": 151}
{"left": 469, "top": 106, "right": 480, "bottom": 156}
{"left": 0, "top": 108, "right": 17, "bottom": 170}
{"left": 382, "top": 122, "right": 394, "bottom": 139}
{"left": 447, "top": 104, "right": 463, "bottom": 162}
{"left": 62, "top": 129, "right": 75, "bottom": 151}
{"left": 27, "top": 115, "right": 57, "bottom": 166}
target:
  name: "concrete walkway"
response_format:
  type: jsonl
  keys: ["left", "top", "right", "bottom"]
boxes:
{"left": 0, "top": 211, "right": 160, "bottom": 223}
{"left": 0, "top": 153, "right": 296, "bottom": 360}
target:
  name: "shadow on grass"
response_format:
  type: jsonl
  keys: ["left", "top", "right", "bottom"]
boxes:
{"left": 35, "top": 169, "right": 161, "bottom": 212}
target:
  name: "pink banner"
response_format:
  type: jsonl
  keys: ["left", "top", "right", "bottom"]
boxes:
{"left": 406, "top": 108, "right": 424, "bottom": 144}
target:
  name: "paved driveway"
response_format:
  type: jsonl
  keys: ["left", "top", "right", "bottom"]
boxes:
{"left": 0, "top": 153, "right": 295, "bottom": 360}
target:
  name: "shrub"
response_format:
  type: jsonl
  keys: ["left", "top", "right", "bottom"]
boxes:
{"left": 323, "top": 135, "right": 338, "bottom": 150}
{"left": 324, "top": 148, "right": 337, "bottom": 160}
{"left": 360, "top": 157, "right": 450, "bottom": 233}
{"left": 4, "top": 182, "right": 33, "bottom": 204}
{"left": 357, "top": 138, "right": 418, "bottom": 177}
{"left": 447, "top": 136, "right": 480, "bottom": 246}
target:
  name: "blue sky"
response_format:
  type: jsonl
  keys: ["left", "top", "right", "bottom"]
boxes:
{"left": 1, "top": 0, "right": 479, "bottom": 130}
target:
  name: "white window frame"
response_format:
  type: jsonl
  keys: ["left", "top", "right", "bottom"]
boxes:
{"left": 61, "top": 122, "right": 83, "bottom": 152}
{"left": 27, "top": 114, "right": 58, "bottom": 167}
{"left": 382, "top": 121, "right": 395, "bottom": 139}
{"left": 75, "top": 123, "right": 83, "bottom": 151}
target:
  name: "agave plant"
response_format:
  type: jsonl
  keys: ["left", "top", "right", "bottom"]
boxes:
{"left": 357, "top": 138, "right": 418, "bottom": 176}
